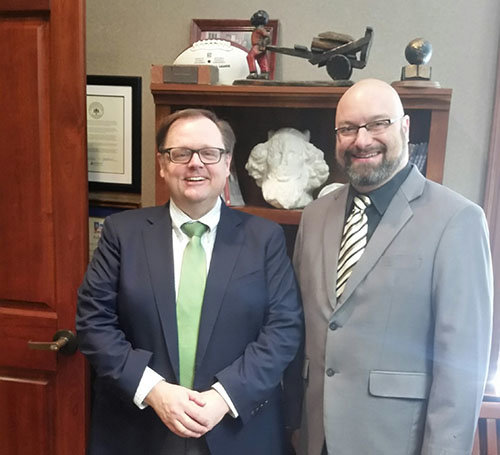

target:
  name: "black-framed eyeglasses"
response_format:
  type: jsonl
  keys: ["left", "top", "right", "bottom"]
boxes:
{"left": 159, "top": 147, "right": 227, "bottom": 164}
{"left": 335, "top": 116, "right": 405, "bottom": 138}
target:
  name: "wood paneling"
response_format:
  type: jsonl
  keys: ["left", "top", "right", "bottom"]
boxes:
{"left": 0, "top": 375, "right": 53, "bottom": 455}
{"left": 0, "top": 19, "right": 54, "bottom": 304}
{"left": 0, "top": 1, "right": 87, "bottom": 454}
{"left": 0, "top": 1, "right": 50, "bottom": 12}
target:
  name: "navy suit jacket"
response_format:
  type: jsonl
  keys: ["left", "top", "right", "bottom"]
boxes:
{"left": 76, "top": 202, "right": 303, "bottom": 455}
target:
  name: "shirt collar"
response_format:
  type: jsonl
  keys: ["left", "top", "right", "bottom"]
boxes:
{"left": 170, "top": 197, "right": 221, "bottom": 237}
{"left": 349, "top": 163, "right": 412, "bottom": 216}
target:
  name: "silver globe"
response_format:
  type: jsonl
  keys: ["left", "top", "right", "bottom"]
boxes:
{"left": 405, "top": 38, "right": 432, "bottom": 65}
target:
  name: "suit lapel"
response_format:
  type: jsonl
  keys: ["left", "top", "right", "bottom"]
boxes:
{"left": 336, "top": 166, "right": 426, "bottom": 308}
{"left": 323, "top": 186, "right": 349, "bottom": 309}
{"left": 195, "top": 204, "right": 243, "bottom": 369}
{"left": 142, "top": 204, "right": 181, "bottom": 381}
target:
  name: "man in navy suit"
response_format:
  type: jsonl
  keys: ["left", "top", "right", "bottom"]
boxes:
{"left": 76, "top": 108, "right": 303, "bottom": 455}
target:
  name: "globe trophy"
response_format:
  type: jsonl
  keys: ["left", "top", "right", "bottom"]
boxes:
{"left": 392, "top": 38, "right": 440, "bottom": 88}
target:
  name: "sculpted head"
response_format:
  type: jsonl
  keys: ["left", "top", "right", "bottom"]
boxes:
{"left": 246, "top": 128, "right": 329, "bottom": 209}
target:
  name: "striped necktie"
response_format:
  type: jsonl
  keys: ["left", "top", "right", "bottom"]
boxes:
{"left": 177, "top": 221, "right": 208, "bottom": 388}
{"left": 336, "top": 195, "right": 371, "bottom": 299}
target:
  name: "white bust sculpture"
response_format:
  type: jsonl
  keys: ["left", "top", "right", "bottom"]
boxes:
{"left": 245, "top": 128, "right": 329, "bottom": 209}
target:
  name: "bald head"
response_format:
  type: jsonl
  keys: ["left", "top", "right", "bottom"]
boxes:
{"left": 334, "top": 78, "right": 410, "bottom": 192}
{"left": 336, "top": 79, "right": 405, "bottom": 128}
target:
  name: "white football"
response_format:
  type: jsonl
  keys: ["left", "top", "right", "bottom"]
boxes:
{"left": 173, "top": 39, "right": 249, "bottom": 85}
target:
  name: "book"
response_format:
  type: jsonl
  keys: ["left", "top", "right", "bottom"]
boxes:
{"left": 409, "top": 142, "right": 428, "bottom": 174}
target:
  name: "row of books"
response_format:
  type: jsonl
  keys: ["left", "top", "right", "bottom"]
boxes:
{"left": 408, "top": 142, "right": 428, "bottom": 174}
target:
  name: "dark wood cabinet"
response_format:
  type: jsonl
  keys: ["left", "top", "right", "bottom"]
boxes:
{"left": 151, "top": 67, "right": 452, "bottom": 227}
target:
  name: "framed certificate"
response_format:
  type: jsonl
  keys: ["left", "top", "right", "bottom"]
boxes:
{"left": 86, "top": 75, "right": 141, "bottom": 193}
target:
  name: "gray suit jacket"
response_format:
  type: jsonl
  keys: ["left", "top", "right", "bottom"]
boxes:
{"left": 293, "top": 166, "right": 493, "bottom": 455}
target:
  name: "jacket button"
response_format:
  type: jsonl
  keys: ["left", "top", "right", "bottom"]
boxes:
{"left": 329, "top": 321, "right": 338, "bottom": 330}
{"left": 326, "top": 368, "right": 335, "bottom": 377}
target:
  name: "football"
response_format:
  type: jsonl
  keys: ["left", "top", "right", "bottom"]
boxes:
{"left": 173, "top": 39, "right": 250, "bottom": 85}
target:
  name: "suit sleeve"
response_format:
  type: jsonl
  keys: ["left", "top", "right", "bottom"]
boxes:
{"left": 215, "top": 225, "right": 304, "bottom": 424}
{"left": 76, "top": 216, "right": 152, "bottom": 400}
{"left": 421, "top": 204, "right": 493, "bottom": 454}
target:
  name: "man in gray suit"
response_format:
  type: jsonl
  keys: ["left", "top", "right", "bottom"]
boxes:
{"left": 292, "top": 78, "right": 493, "bottom": 455}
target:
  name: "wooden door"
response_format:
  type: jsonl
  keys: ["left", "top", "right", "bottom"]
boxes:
{"left": 0, "top": 1, "right": 88, "bottom": 454}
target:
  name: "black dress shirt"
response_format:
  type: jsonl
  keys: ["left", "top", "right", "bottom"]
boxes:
{"left": 344, "top": 163, "right": 412, "bottom": 242}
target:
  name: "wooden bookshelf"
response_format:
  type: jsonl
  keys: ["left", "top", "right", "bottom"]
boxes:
{"left": 150, "top": 71, "right": 452, "bottom": 226}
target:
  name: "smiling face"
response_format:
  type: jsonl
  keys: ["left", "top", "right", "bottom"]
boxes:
{"left": 158, "top": 115, "right": 231, "bottom": 219}
{"left": 335, "top": 79, "right": 410, "bottom": 192}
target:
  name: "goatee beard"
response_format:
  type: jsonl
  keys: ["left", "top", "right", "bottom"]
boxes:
{"left": 342, "top": 146, "right": 404, "bottom": 189}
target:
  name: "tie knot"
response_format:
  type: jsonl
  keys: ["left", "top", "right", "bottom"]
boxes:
{"left": 181, "top": 221, "right": 208, "bottom": 238}
{"left": 353, "top": 195, "right": 371, "bottom": 212}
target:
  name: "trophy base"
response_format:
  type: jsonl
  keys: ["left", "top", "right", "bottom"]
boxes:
{"left": 391, "top": 80, "right": 441, "bottom": 88}
{"left": 233, "top": 79, "right": 353, "bottom": 87}
{"left": 401, "top": 64, "right": 432, "bottom": 80}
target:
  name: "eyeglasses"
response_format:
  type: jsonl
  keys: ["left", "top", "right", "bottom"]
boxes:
{"left": 335, "top": 117, "right": 404, "bottom": 138}
{"left": 159, "top": 147, "right": 227, "bottom": 164}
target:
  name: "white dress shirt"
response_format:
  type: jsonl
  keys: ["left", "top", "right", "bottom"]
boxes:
{"left": 133, "top": 197, "right": 238, "bottom": 417}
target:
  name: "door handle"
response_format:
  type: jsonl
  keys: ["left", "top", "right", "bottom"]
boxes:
{"left": 28, "top": 329, "right": 78, "bottom": 355}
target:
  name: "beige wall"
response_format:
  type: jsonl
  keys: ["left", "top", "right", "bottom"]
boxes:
{"left": 86, "top": 0, "right": 500, "bottom": 207}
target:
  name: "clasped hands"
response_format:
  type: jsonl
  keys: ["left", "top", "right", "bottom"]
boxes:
{"left": 144, "top": 381, "right": 230, "bottom": 438}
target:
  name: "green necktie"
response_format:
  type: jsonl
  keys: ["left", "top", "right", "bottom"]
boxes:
{"left": 177, "top": 221, "right": 208, "bottom": 388}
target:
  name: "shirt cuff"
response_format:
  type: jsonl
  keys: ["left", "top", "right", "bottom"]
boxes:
{"left": 133, "top": 366, "right": 165, "bottom": 409}
{"left": 212, "top": 381, "right": 238, "bottom": 418}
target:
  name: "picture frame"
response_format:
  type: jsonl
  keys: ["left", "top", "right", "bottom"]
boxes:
{"left": 88, "top": 205, "right": 126, "bottom": 261}
{"left": 86, "top": 75, "right": 141, "bottom": 193}
{"left": 190, "top": 19, "right": 279, "bottom": 80}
